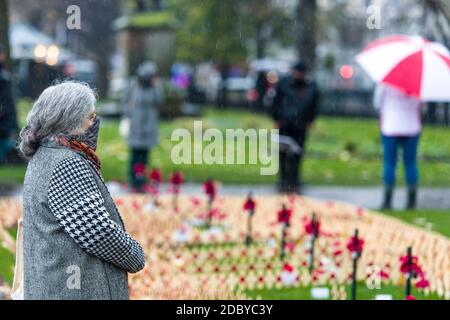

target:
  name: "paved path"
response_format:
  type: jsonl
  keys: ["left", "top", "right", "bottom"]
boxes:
{"left": 1, "top": 183, "right": 448, "bottom": 210}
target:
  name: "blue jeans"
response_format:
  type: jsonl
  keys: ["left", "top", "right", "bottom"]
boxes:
{"left": 382, "top": 135, "right": 420, "bottom": 187}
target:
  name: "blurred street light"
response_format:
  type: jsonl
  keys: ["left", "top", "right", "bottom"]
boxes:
{"left": 33, "top": 44, "right": 46, "bottom": 60}
{"left": 33, "top": 44, "right": 59, "bottom": 65}
{"left": 340, "top": 65, "right": 353, "bottom": 80}
{"left": 47, "top": 45, "right": 59, "bottom": 59}
{"left": 46, "top": 44, "right": 59, "bottom": 65}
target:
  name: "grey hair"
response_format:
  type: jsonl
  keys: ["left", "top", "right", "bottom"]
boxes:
{"left": 18, "top": 80, "right": 97, "bottom": 159}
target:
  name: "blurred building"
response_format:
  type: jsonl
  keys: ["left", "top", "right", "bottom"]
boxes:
{"left": 9, "top": 23, "right": 97, "bottom": 97}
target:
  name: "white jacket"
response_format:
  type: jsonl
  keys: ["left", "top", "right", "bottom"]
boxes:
{"left": 373, "top": 85, "right": 423, "bottom": 137}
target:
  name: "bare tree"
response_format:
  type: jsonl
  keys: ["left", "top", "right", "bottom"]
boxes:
{"left": 422, "top": 0, "right": 450, "bottom": 45}
{"left": 0, "top": 0, "right": 11, "bottom": 67}
{"left": 296, "top": 0, "right": 317, "bottom": 69}
{"left": 422, "top": 0, "right": 450, "bottom": 126}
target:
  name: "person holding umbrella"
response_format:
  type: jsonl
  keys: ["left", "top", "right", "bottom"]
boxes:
{"left": 374, "top": 84, "right": 423, "bottom": 210}
{"left": 356, "top": 35, "right": 450, "bottom": 210}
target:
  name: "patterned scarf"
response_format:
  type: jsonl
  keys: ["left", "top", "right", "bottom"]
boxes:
{"left": 57, "top": 136, "right": 102, "bottom": 172}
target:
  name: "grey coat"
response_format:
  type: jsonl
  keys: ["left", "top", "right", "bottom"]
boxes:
{"left": 124, "top": 80, "right": 163, "bottom": 149}
{"left": 22, "top": 140, "right": 142, "bottom": 299}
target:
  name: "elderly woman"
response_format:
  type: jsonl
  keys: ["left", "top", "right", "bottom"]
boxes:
{"left": 18, "top": 81, "right": 145, "bottom": 300}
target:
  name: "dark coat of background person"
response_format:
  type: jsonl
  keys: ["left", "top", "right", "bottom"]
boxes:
{"left": 272, "top": 76, "right": 319, "bottom": 131}
{"left": 23, "top": 141, "right": 130, "bottom": 299}
{"left": 271, "top": 76, "right": 319, "bottom": 190}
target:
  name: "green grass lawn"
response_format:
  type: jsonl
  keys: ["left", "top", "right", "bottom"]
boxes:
{"left": 244, "top": 282, "right": 442, "bottom": 300}
{"left": 1, "top": 104, "right": 450, "bottom": 186}
{"left": 381, "top": 209, "right": 450, "bottom": 238}
{"left": 0, "top": 228, "right": 16, "bottom": 286}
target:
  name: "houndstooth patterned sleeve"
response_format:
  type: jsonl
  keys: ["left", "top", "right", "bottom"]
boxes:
{"left": 47, "top": 157, "right": 145, "bottom": 273}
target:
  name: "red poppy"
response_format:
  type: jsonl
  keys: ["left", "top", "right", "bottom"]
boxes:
{"left": 346, "top": 236, "right": 364, "bottom": 254}
{"left": 283, "top": 263, "right": 294, "bottom": 273}
{"left": 400, "top": 255, "right": 423, "bottom": 276}
{"left": 133, "top": 163, "right": 146, "bottom": 177}
{"left": 169, "top": 171, "right": 184, "bottom": 194}
{"left": 415, "top": 277, "right": 430, "bottom": 289}
{"left": 304, "top": 218, "right": 320, "bottom": 236}
{"left": 170, "top": 171, "right": 184, "bottom": 185}
{"left": 243, "top": 197, "right": 256, "bottom": 212}
{"left": 378, "top": 270, "right": 390, "bottom": 280}
{"left": 278, "top": 207, "right": 292, "bottom": 225}
{"left": 207, "top": 208, "right": 227, "bottom": 221}
{"left": 333, "top": 249, "right": 343, "bottom": 257}
{"left": 203, "top": 180, "right": 217, "bottom": 200}
{"left": 149, "top": 168, "right": 162, "bottom": 183}
{"left": 405, "top": 295, "right": 416, "bottom": 300}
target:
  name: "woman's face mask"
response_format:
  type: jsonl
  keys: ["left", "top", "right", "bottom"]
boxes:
{"left": 80, "top": 115, "right": 101, "bottom": 151}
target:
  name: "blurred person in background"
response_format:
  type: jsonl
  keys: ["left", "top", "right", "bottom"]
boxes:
{"left": 0, "top": 42, "right": 18, "bottom": 163}
{"left": 271, "top": 62, "right": 319, "bottom": 194}
{"left": 255, "top": 71, "right": 269, "bottom": 109}
{"left": 18, "top": 81, "right": 145, "bottom": 299}
{"left": 374, "top": 84, "right": 423, "bottom": 210}
{"left": 123, "top": 61, "right": 164, "bottom": 193}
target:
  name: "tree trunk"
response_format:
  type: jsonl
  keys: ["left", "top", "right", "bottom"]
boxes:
{"left": 422, "top": 0, "right": 450, "bottom": 46}
{"left": 0, "top": 0, "right": 11, "bottom": 68}
{"left": 255, "top": 22, "right": 267, "bottom": 59}
{"left": 254, "top": 0, "right": 269, "bottom": 59}
{"left": 296, "top": 0, "right": 317, "bottom": 69}
{"left": 96, "top": 59, "right": 110, "bottom": 98}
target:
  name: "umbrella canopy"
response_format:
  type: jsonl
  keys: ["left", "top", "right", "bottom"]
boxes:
{"left": 356, "top": 35, "right": 450, "bottom": 102}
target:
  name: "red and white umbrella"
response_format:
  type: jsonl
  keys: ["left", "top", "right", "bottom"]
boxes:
{"left": 356, "top": 35, "right": 450, "bottom": 101}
